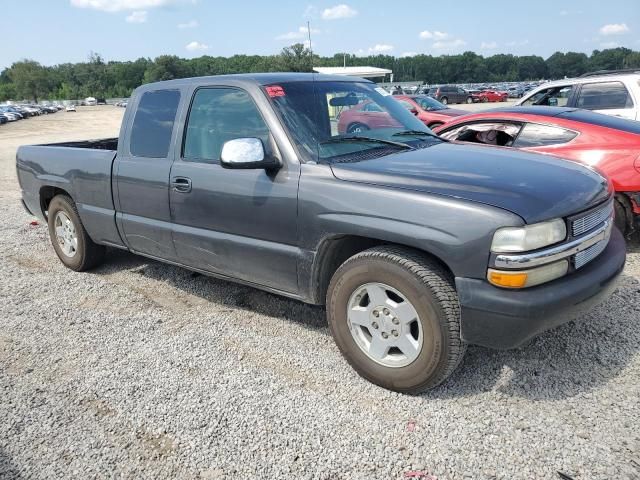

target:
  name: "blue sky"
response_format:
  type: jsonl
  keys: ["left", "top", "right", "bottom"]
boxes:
{"left": 2, "top": 0, "right": 639, "bottom": 69}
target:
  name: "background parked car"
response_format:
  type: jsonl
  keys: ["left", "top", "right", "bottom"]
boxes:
{"left": 336, "top": 100, "right": 401, "bottom": 133}
{"left": 472, "top": 90, "right": 509, "bottom": 103}
{"left": 515, "top": 70, "right": 640, "bottom": 120}
{"left": 66, "top": 105, "right": 76, "bottom": 112}
{"left": 393, "top": 94, "right": 467, "bottom": 128}
{"left": 434, "top": 106, "right": 640, "bottom": 234}
{"left": 425, "top": 85, "right": 473, "bottom": 105}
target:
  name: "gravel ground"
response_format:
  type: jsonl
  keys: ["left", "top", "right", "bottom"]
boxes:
{"left": 1, "top": 106, "right": 639, "bottom": 480}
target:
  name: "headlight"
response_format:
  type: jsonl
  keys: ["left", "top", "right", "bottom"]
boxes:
{"left": 488, "top": 260, "right": 568, "bottom": 289}
{"left": 491, "top": 218, "right": 566, "bottom": 253}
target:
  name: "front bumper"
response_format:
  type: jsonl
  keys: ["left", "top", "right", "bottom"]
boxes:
{"left": 456, "top": 227, "right": 626, "bottom": 349}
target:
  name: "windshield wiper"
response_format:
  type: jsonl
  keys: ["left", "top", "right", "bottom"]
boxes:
{"left": 321, "top": 136, "right": 414, "bottom": 150}
{"left": 391, "top": 130, "right": 441, "bottom": 139}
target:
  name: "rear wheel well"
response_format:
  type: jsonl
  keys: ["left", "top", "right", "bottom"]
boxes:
{"left": 312, "top": 235, "right": 453, "bottom": 305}
{"left": 39, "top": 186, "right": 71, "bottom": 218}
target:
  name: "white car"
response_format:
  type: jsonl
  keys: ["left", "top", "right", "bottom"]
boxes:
{"left": 515, "top": 70, "right": 640, "bottom": 120}
{"left": 66, "top": 105, "right": 76, "bottom": 112}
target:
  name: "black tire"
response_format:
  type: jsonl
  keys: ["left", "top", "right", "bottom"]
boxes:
{"left": 47, "top": 194, "right": 105, "bottom": 271}
{"left": 428, "top": 122, "right": 443, "bottom": 130}
{"left": 327, "top": 246, "right": 466, "bottom": 393}
{"left": 481, "top": 96, "right": 488, "bottom": 103}
{"left": 440, "top": 97, "right": 448, "bottom": 105}
{"left": 614, "top": 195, "right": 632, "bottom": 236}
{"left": 347, "top": 122, "right": 370, "bottom": 134}
{"left": 466, "top": 96, "right": 473, "bottom": 104}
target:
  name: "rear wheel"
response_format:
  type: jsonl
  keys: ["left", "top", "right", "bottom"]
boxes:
{"left": 347, "top": 122, "right": 370, "bottom": 134}
{"left": 47, "top": 194, "right": 105, "bottom": 271}
{"left": 481, "top": 96, "right": 488, "bottom": 103}
{"left": 440, "top": 97, "right": 448, "bottom": 105}
{"left": 327, "top": 246, "right": 466, "bottom": 393}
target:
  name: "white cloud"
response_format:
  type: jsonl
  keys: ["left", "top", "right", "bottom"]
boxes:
{"left": 600, "top": 41, "right": 620, "bottom": 49}
{"left": 432, "top": 38, "right": 466, "bottom": 50}
{"left": 276, "top": 25, "right": 320, "bottom": 41}
{"left": 125, "top": 10, "right": 147, "bottom": 22}
{"left": 369, "top": 44, "right": 393, "bottom": 54}
{"left": 321, "top": 4, "right": 357, "bottom": 20}
{"left": 419, "top": 30, "right": 448, "bottom": 40}
{"left": 70, "top": 0, "right": 178, "bottom": 12}
{"left": 401, "top": 52, "right": 417, "bottom": 57}
{"left": 599, "top": 23, "right": 630, "bottom": 35}
{"left": 560, "top": 10, "right": 568, "bottom": 15}
{"left": 185, "top": 41, "right": 209, "bottom": 51}
{"left": 178, "top": 19, "right": 198, "bottom": 29}
{"left": 480, "top": 41, "right": 497, "bottom": 49}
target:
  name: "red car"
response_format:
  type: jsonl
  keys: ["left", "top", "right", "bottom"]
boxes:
{"left": 393, "top": 95, "right": 467, "bottom": 129}
{"left": 434, "top": 106, "right": 640, "bottom": 234}
{"left": 336, "top": 100, "right": 402, "bottom": 134}
{"left": 472, "top": 90, "right": 508, "bottom": 103}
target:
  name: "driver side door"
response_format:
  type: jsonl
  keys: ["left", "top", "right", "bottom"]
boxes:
{"left": 168, "top": 86, "right": 301, "bottom": 293}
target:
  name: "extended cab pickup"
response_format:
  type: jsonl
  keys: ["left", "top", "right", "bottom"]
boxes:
{"left": 17, "top": 74, "right": 626, "bottom": 392}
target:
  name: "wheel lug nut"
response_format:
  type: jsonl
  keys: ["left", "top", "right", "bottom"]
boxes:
{"left": 392, "top": 317, "right": 399, "bottom": 325}
{"left": 382, "top": 332, "right": 389, "bottom": 339}
{"left": 372, "top": 322, "right": 379, "bottom": 329}
{"left": 392, "top": 330, "right": 399, "bottom": 337}
{"left": 373, "top": 310, "right": 380, "bottom": 317}
{"left": 383, "top": 308, "right": 390, "bottom": 315}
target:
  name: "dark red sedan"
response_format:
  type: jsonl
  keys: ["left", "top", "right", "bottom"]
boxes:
{"left": 434, "top": 106, "right": 640, "bottom": 234}
{"left": 393, "top": 95, "right": 467, "bottom": 129}
{"left": 472, "top": 90, "right": 509, "bottom": 103}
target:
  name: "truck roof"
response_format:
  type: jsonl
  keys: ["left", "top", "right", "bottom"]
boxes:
{"left": 136, "top": 72, "right": 372, "bottom": 91}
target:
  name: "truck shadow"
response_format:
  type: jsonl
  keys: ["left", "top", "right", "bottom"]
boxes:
{"left": 96, "top": 247, "right": 639, "bottom": 401}
{"left": 429, "top": 271, "right": 640, "bottom": 401}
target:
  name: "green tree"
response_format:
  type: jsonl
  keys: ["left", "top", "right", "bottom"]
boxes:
{"left": 8, "top": 60, "right": 49, "bottom": 102}
{"left": 277, "top": 43, "right": 313, "bottom": 72}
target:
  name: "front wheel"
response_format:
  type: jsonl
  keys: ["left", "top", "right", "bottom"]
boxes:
{"left": 466, "top": 97, "right": 473, "bottom": 104}
{"left": 47, "top": 194, "right": 105, "bottom": 271}
{"left": 440, "top": 97, "right": 448, "bottom": 105}
{"left": 327, "top": 246, "right": 466, "bottom": 393}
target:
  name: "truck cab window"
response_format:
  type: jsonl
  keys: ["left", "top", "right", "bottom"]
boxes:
{"left": 183, "top": 88, "right": 270, "bottom": 163}
{"left": 130, "top": 89, "right": 180, "bottom": 158}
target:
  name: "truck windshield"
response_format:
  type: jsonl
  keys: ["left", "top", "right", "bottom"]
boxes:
{"left": 266, "top": 80, "right": 440, "bottom": 163}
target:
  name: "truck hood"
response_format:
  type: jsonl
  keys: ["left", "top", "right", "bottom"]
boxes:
{"left": 329, "top": 142, "right": 610, "bottom": 224}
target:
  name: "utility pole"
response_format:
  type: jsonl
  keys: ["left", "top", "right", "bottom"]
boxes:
{"left": 307, "top": 21, "right": 314, "bottom": 70}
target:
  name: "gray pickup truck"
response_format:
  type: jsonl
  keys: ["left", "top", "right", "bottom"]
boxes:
{"left": 17, "top": 73, "right": 626, "bottom": 392}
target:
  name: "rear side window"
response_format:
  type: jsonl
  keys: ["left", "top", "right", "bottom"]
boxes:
{"left": 513, "top": 123, "right": 578, "bottom": 148}
{"left": 130, "top": 89, "right": 181, "bottom": 158}
{"left": 576, "top": 81, "right": 633, "bottom": 110}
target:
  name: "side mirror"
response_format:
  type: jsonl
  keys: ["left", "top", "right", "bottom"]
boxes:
{"left": 220, "top": 138, "right": 281, "bottom": 170}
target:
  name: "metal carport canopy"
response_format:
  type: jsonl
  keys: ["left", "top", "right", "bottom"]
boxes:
{"left": 312, "top": 66, "right": 393, "bottom": 79}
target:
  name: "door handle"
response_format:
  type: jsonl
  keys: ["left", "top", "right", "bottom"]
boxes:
{"left": 171, "top": 176, "right": 192, "bottom": 193}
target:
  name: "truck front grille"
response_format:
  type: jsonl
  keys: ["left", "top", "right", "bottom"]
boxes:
{"left": 574, "top": 237, "right": 608, "bottom": 269}
{"left": 571, "top": 201, "right": 613, "bottom": 237}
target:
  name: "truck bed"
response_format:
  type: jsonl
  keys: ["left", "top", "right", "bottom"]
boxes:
{"left": 16, "top": 141, "right": 124, "bottom": 248}
{"left": 40, "top": 138, "right": 118, "bottom": 151}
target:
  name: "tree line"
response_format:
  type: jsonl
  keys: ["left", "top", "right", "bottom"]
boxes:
{"left": 2, "top": 45, "right": 639, "bottom": 102}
